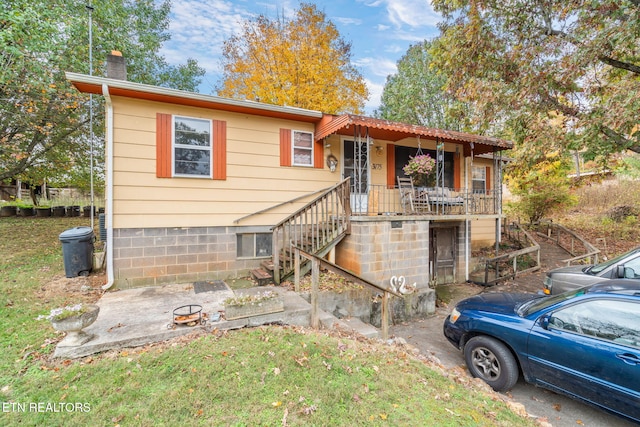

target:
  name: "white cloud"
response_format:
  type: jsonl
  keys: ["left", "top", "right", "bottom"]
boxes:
{"left": 384, "top": 0, "right": 440, "bottom": 28}
{"left": 355, "top": 57, "right": 397, "bottom": 78}
{"left": 163, "top": 1, "right": 251, "bottom": 65}
{"left": 334, "top": 17, "right": 363, "bottom": 26}
{"left": 365, "top": 78, "right": 385, "bottom": 113}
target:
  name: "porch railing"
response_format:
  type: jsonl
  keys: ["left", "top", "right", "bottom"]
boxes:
{"left": 272, "top": 178, "right": 352, "bottom": 283}
{"left": 356, "top": 184, "right": 501, "bottom": 216}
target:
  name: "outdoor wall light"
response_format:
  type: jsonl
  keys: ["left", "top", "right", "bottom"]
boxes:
{"left": 375, "top": 146, "right": 383, "bottom": 156}
{"left": 326, "top": 154, "right": 338, "bottom": 172}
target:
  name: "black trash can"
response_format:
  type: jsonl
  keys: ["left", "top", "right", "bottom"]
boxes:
{"left": 59, "top": 226, "right": 94, "bottom": 278}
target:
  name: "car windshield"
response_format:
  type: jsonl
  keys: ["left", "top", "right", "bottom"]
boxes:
{"left": 589, "top": 247, "right": 640, "bottom": 274}
{"left": 517, "top": 287, "right": 587, "bottom": 316}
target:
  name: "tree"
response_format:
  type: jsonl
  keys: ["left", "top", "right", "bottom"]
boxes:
{"left": 430, "top": 0, "right": 640, "bottom": 165}
{"left": 505, "top": 155, "right": 576, "bottom": 224}
{"left": 376, "top": 40, "right": 471, "bottom": 131}
{"left": 0, "top": 0, "right": 204, "bottom": 192}
{"left": 218, "top": 3, "right": 369, "bottom": 114}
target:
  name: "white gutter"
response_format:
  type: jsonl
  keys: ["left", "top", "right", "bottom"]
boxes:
{"left": 101, "top": 83, "right": 115, "bottom": 290}
{"left": 65, "top": 72, "right": 323, "bottom": 119}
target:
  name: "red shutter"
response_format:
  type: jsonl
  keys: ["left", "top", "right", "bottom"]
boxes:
{"left": 156, "top": 113, "right": 172, "bottom": 178}
{"left": 314, "top": 138, "right": 323, "bottom": 169}
{"left": 453, "top": 152, "right": 461, "bottom": 190}
{"left": 485, "top": 166, "right": 492, "bottom": 192}
{"left": 280, "top": 128, "right": 291, "bottom": 166}
{"left": 213, "top": 120, "right": 226, "bottom": 180}
{"left": 386, "top": 143, "right": 395, "bottom": 188}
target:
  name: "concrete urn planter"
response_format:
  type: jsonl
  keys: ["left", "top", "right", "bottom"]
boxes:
{"left": 51, "top": 304, "right": 100, "bottom": 346}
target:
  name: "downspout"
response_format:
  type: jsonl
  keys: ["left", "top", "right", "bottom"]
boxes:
{"left": 466, "top": 143, "right": 474, "bottom": 282}
{"left": 465, "top": 155, "right": 469, "bottom": 281}
{"left": 101, "top": 83, "right": 115, "bottom": 290}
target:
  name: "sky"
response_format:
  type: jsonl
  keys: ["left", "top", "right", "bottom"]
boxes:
{"left": 160, "top": 0, "right": 442, "bottom": 114}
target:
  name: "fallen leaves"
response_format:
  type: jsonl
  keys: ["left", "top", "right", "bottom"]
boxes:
{"left": 293, "top": 354, "right": 308, "bottom": 367}
{"left": 301, "top": 404, "right": 317, "bottom": 415}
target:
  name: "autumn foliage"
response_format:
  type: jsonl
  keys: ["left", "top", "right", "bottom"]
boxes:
{"left": 218, "top": 3, "right": 369, "bottom": 114}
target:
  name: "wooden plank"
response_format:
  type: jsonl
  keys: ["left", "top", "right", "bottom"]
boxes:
{"left": 311, "top": 257, "right": 319, "bottom": 329}
{"left": 381, "top": 292, "right": 389, "bottom": 340}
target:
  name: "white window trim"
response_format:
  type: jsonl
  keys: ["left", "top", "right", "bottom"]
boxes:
{"left": 472, "top": 166, "right": 486, "bottom": 192}
{"left": 172, "top": 115, "right": 213, "bottom": 178}
{"left": 291, "top": 130, "right": 314, "bottom": 167}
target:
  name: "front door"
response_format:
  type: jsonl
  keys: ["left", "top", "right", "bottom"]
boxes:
{"left": 430, "top": 227, "right": 456, "bottom": 284}
{"left": 343, "top": 139, "right": 369, "bottom": 213}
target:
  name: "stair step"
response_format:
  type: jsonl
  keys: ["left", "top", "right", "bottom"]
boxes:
{"left": 250, "top": 268, "right": 273, "bottom": 286}
{"left": 260, "top": 260, "right": 275, "bottom": 271}
{"left": 317, "top": 310, "right": 379, "bottom": 339}
{"left": 340, "top": 317, "right": 380, "bottom": 339}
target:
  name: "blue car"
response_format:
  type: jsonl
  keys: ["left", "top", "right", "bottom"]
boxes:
{"left": 443, "top": 280, "right": 640, "bottom": 423}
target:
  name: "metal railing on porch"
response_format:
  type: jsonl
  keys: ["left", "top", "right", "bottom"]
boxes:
{"left": 358, "top": 184, "right": 501, "bottom": 216}
{"left": 272, "top": 178, "right": 352, "bottom": 283}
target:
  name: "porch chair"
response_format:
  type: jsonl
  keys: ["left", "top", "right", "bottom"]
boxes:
{"left": 397, "top": 177, "right": 430, "bottom": 214}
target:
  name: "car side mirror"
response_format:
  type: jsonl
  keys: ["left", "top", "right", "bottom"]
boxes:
{"left": 617, "top": 265, "right": 626, "bottom": 278}
{"left": 539, "top": 314, "right": 550, "bottom": 330}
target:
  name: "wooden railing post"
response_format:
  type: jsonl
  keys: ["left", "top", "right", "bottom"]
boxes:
{"left": 294, "top": 247, "right": 300, "bottom": 292}
{"left": 272, "top": 228, "right": 280, "bottom": 284}
{"left": 381, "top": 292, "right": 389, "bottom": 340}
{"left": 311, "top": 257, "right": 319, "bottom": 329}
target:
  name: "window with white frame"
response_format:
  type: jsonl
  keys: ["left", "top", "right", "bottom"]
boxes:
{"left": 173, "top": 116, "right": 212, "bottom": 177}
{"left": 237, "top": 233, "right": 273, "bottom": 258}
{"left": 292, "top": 130, "right": 313, "bottom": 166}
{"left": 472, "top": 166, "right": 486, "bottom": 193}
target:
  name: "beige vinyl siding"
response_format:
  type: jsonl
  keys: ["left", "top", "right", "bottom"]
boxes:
{"left": 470, "top": 218, "right": 497, "bottom": 250}
{"left": 110, "top": 97, "right": 335, "bottom": 229}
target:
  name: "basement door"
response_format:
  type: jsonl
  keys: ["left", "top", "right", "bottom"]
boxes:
{"left": 429, "top": 227, "right": 457, "bottom": 284}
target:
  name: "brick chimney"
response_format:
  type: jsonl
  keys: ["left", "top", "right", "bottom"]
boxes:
{"left": 106, "top": 50, "right": 127, "bottom": 80}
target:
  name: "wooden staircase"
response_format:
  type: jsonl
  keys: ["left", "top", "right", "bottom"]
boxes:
{"left": 250, "top": 178, "right": 352, "bottom": 285}
{"left": 251, "top": 260, "right": 275, "bottom": 286}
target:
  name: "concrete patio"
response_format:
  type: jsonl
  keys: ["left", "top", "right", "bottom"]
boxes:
{"left": 54, "top": 281, "right": 380, "bottom": 359}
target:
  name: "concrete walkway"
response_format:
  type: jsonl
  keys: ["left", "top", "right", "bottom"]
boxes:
{"left": 54, "top": 283, "right": 312, "bottom": 358}
{"left": 54, "top": 281, "right": 380, "bottom": 358}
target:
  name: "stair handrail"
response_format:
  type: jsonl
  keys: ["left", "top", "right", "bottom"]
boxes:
{"left": 272, "top": 177, "right": 351, "bottom": 283}
{"left": 293, "top": 245, "right": 401, "bottom": 339}
{"left": 233, "top": 186, "right": 332, "bottom": 224}
{"left": 272, "top": 177, "right": 352, "bottom": 230}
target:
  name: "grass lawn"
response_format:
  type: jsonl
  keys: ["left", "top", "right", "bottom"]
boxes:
{"left": 0, "top": 217, "right": 535, "bottom": 426}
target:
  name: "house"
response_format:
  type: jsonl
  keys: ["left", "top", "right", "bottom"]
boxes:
{"left": 66, "top": 57, "right": 512, "bottom": 291}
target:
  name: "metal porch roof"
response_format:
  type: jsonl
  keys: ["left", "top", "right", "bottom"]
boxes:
{"left": 316, "top": 114, "right": 513, "bottom": 154}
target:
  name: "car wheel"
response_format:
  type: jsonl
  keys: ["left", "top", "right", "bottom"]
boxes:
{"left": 464, "top": 336, "right": 519, "bottom": 392}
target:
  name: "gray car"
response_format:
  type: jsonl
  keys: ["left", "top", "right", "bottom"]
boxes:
{"left": 543, "top": 246, "right": 640, "bottom": 294}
